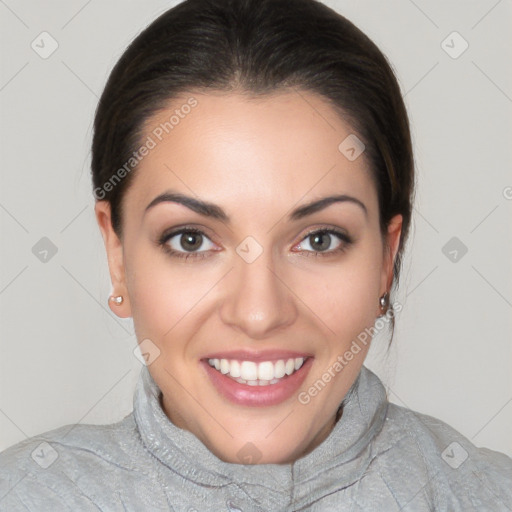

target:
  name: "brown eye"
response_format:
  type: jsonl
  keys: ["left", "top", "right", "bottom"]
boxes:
{"left": 293, "top": 228, "right": 353, "bottom": 257}
{"left": 308, "top": 232, "right": 332, "bottom": 252}
{"left": 161, "top": 228, "right": 215, "bottom": 255}
{"left": 179, "top": 232, "right": 203, "bottom": 251}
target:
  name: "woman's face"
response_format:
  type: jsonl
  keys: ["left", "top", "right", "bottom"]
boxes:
{"left": 95, "top": 90, "right": 402, "bottom": 464}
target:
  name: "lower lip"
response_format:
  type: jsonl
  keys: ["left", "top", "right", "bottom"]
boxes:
{"left": 201, "top": 358, "right": 313, "bottom": 407}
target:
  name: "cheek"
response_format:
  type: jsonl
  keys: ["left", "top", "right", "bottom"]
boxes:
{"left": 124, "top": 247, "right": 211, "bottom": 339}
{"left": 293, "top": 246, "right": 383, "bottom": 341}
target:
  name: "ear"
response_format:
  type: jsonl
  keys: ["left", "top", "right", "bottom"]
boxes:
{"left": 94, "top": 201, "right": 132, "bottom": 318}
{"left": 378, "top": 214, "right": 403, "bottom": 312}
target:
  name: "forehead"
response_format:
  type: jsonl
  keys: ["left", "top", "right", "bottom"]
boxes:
{"left": 124, "top": 90, "right": 377, "bottom": 218}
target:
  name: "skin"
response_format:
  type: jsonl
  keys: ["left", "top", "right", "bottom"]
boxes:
{"left": 95, "top": 90, "right": 402, "bottom": 464}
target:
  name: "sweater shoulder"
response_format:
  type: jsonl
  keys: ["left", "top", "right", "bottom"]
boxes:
{"left": 0, "top": 412, "right": 139, "bottom": 469}
{"left": 377, "top": 402, "right": 512, "bottom": 509}
{"left": 386, "top": 402, "right": 512, "bottom": 469}
{"left": 0, "top": 413, "right": 150, "bottom": 509}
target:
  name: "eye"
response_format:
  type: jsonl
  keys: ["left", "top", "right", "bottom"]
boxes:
{"left": 159, "top": 227, "right": 217, "bottom": 260}
{"left": 293, "top": 228, "right": 352, "bottom": 256}
{"left": 168, "top": 230, "right": 213, "bottom": 252}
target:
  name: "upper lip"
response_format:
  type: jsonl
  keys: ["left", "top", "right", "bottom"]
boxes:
{"left": 202, "top": 349, "right": 313, "bottom": 362}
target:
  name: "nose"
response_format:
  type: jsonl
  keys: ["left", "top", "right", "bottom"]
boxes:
{"left": 219, "top": 248, "right": 298, "bottom": 340}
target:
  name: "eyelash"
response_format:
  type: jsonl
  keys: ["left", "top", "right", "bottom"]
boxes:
{"left": 157, "top": 226, "right": 353, "bottom": 261}
{"left": 296, "top": 228, "right": 353, "bottom": 258}
{"left": 158, "top": 227, "right": 215, "bottom": 262}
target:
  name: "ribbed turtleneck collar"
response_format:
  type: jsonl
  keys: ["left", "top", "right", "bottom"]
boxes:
{"left": 133, "top": 364, "right": 388, "bottom": 510}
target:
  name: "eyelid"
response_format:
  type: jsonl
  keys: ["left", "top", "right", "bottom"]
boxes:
{"left": 291, "top": 225, "right": 352, "bottom": 252}
{"left": 158, "top": 224, "right": 219, "bottom": 245}
{"left": 157, "top": 226, "right": 222, "bottom": 261}
{"left": 167, "top": 229, "right": 215, "bottom": 252}
{"left": 293, "top": 224, "right": 352, "bottom": 244}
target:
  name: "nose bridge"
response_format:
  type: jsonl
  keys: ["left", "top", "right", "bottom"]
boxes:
{"left": 219, "top": 241, "right": 297, "bottom": 338}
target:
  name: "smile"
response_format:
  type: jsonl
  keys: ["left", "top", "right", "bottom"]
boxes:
{"left": 207, "top": 357, "right": 306, "bottom": 386}
{"left": 202, "top": 355, "right": 313, "bottom": 407}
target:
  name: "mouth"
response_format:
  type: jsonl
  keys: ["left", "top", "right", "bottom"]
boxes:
{"left": 207, "top": 357, "right": 306, "bottom": 385}
{"left": 201, "top": 353, "right": 313, "bottom": 407}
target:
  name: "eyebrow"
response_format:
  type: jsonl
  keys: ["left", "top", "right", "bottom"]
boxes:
{"left": 289, "top": 194, "right": 367, "bottom": 220}
{"left": 144, "top": 190, "right": 367, "bottom": 222}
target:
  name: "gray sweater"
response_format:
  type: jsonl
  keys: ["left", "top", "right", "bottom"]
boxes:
{"left": 1, "top": 365, "right": 511, "bottom": 511}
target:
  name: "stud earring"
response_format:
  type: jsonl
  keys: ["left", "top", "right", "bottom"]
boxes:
{"left": 109, "top": 295, "right": 124, "bottom": 305}
{"left": 379, "top": 292, "right": 389, "bottom": 312}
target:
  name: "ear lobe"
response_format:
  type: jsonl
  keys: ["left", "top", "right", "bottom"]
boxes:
{"left": 94, "top": 201, "right": 131, "bottom": 318}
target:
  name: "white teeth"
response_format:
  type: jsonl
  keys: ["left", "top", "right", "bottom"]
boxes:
{"left": 230, "top": 360, "right": 241, "bottom": 378}
{"left": 207, "top": 357, "right": 306, "bottom": 385}
{"left": 240, "top": 361, "right": 258, "bottom": 381}
{"left": 220, "top": 359, "right": 229, "bottom": 374}
{"left": 257, "top": 361, "right": 274, "bottom": 381}
{"left": 274, "top": 360, "right": 286, "bottom": 379}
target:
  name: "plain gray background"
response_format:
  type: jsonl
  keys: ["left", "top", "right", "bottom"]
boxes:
{"left": 1, "top": 0, "right": 511, "bottom": 457}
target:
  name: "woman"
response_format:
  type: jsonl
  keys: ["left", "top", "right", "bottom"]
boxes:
{"left": 1, "top": 0, "right": 510, "bottom": 510}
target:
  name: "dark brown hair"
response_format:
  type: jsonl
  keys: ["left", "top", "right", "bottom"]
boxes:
{"left": 91, "top": 0, "right": 415, "bottom": 334}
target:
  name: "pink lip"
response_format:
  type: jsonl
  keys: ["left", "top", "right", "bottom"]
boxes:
{"left": 201, "top": 357, "right": 313, "bottom": 407}
{"left": 202, "top": 349, "right": 313, "bottom": 363}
